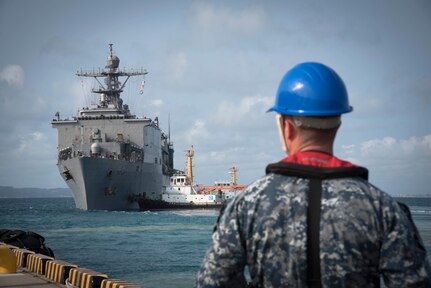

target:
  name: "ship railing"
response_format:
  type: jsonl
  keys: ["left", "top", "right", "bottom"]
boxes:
{"left": 89, "top": 152, "right": 144, "bottom": 163}
{"left": 76, "top": 115, "right": 129, "bottom": 120}
{"left": 58, "top": 147, "right": 72, "bottom": 161}
{"left": 59, "top": 149, "right": 144, "bottom": 163}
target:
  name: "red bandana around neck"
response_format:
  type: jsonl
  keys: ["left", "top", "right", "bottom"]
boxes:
{"left": 280, "top": 151, "right": 357, "bottom": 168}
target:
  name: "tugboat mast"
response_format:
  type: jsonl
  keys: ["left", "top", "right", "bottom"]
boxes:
{"left": 76, "top": 43, "right": 148, "bottom": 113}
{"left": 186, "top": 146, "right": 194, "bottom": 186}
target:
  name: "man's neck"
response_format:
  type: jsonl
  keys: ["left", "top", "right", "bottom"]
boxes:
{"left": 290, "top": 143, "right": 333, "bottom": 155}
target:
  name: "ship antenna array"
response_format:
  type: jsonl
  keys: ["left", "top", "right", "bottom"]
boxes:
{"left": 75, "top": 44, "right": 148, "bottom": 111}
{"left": 168, "top": 113, "right": 171, "bottom": 144}
{"left": 109, "top": 43, "right": 114, "bottom": 57}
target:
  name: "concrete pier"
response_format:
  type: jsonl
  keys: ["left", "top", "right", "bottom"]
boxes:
{"left": 0, "top": 271, "right": 64, "bottom": 287}
{"left": 0, "top": 243, "right": 142, "bottom": 288}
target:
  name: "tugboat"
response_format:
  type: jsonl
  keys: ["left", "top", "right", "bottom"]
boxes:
{"left": 137, "top": 146, "right": 246, "bottom": 209}
{"left": 52, "top": 44, "right": 174, "bottom": 210}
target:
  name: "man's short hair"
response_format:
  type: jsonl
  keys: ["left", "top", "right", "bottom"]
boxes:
{"left": 286, "top": 115, "right": 341, "bottom": 130}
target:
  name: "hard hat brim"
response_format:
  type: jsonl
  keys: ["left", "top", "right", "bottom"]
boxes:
{"left": 267, "top": 105, "right": 353, "bottom": 116}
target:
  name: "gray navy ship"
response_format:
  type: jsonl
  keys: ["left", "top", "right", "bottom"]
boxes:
{"left": 52, "top": 44, "right": 174, "bottom": 210}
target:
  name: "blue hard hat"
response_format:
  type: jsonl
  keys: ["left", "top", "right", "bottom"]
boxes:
{"left": 268, "top": 62, "right": 353, "bottom": 116}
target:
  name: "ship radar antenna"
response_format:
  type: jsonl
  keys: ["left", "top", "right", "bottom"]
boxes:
{"left": 109, "top": 43, "right": 113, "bottom": 57}
{"left": 168, "top": 113, "right": 171, "bottom": 143}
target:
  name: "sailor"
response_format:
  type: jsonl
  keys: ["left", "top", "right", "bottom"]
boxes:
{"left": 196, "top": 62, "right": 431, "bottom": 287}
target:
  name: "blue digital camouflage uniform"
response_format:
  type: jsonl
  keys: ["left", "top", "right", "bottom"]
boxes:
{"left": 196, "top": 170, "right": 431, "bottom": 287}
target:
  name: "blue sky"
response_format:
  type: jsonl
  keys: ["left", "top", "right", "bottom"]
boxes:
{"left": 0, "top": 0, "right": 430, "bottom": 196}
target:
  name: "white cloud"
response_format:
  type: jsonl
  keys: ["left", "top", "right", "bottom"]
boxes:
{"left": 400, "top": 135, "right": 431, "bottom": 155}
{"left": 170, "top": 52, "right": 188, "bottom": 82}
{"left": 338, "top": 134, "right": 431, "bottom": 195}
{"left": 341, "top": 135, "right": 431, "bottom": 159}
{"left": 360, "top": 137, "right": 396, "bottom": 156}
{"left": 190, "top": 3, "right": 266, "bottom": 34}
{"left": 184, "top": 119, "right": 209, "bottom": 144}
{"left": 31, "top": 131, "right": 46, "bottom": 141}
{"left": 151, "top": 99, "right": 163, "bottom": 107}
{"left": 0, "top": 65, "right": 25, "bottom": 87}
{"left": 0, "top": 130, "right": 59, "bottom": 188}
{"left": 17, "top": 131, "right": 48, "bottom": 152}
{"left": 197, "top": 147, "right": 246, "bottom": 165}
{"left": 213, "top": 95, "right": 272, "bottom": 127}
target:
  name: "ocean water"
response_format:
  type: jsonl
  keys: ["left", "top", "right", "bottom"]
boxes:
{"left": 1, "top": 197, "right": 430, "bottom": 287}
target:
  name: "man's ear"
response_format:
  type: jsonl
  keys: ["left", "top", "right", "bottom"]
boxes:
{"left": 284, "top": 119, "right": 297, "bottom": 141}
{"left": 276, "top": 114, "right": 288, "bottom": 153}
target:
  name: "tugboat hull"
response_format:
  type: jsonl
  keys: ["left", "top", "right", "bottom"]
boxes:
{"left": 137, "top": 198, "right": 223, "bottom": 210}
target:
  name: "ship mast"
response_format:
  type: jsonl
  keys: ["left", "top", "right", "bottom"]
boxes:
{"left": 186, "top": 146, "right": 194, "bottom": 185}
{"left": 229, "top": 166, "right": 238, "bottom": 186}
{"left": 76, "top": 43, "right": 148, "bottom": 114}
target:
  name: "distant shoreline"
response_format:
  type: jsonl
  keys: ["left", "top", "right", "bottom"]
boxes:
{"left": 0, "top": 186, "right": 71, "bottom": 198}
{"left": 394, "top": 196, "right": 431, "bottom": 198}
{"left": 0, "top": 185, "right": 430, "bottom": 199}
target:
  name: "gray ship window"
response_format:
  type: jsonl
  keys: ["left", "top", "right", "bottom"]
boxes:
{"left": 155, "top": 157, "right": 157, "bottom": 164}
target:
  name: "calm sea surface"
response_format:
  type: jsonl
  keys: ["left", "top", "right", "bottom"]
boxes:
{"left": 1, "top": 197, "right": 430, "bottom": 288}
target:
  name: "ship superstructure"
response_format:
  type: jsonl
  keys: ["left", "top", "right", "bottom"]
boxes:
{"left": 52, "top": 44, "right": 174, "bottom": 210}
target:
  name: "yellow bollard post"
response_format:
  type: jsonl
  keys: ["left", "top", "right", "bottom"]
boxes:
{"left": 0, "top": 246, "right": 17, "bottom": 273}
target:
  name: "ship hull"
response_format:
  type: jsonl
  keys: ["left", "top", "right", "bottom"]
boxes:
{"left": 58, "top": 157, "right": 166, "bottom": 210}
